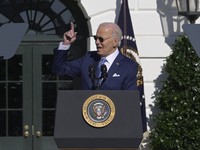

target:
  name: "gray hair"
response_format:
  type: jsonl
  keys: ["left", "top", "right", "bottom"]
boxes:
{"left": 99, "top": 22, "right": 122, "bottom": 47}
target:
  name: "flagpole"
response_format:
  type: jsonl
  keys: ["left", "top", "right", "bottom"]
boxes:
{"left": 123, "top": 0, "right": 127, "bottom": 55}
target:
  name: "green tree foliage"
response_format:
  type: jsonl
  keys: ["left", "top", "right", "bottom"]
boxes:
{"left": 149, "top": 35, "right": 200, "bottom": 150}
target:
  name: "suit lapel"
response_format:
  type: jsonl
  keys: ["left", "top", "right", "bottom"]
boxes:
{"left": 108, "top": 52, "right": 123, "bottom": 76}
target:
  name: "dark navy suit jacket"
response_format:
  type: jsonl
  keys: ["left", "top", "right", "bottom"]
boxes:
{"left": 52, "top": 48, "right": 138, "bottom": 90}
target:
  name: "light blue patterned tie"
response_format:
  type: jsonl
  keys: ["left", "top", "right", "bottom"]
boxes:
{"left": 97, "top": 57, "right": 107, "bottom": 79}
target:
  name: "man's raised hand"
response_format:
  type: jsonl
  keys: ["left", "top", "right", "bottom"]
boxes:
{"left": 63, "top": 22, "right": 77, "bottom": 45}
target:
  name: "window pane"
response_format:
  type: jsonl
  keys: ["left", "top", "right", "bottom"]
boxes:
{"left": 0, "top": 60, "right": 6, "bottom": 81}
{"left": 8, "top": 111, "right": 22, "bottom": 136}
{"left": 42, "top": 55, "right": 56, "bottom": 81}
{"left": 0, "top": 111, "right": 6, "bottom": 136}
{"left": 42, "top": 110, "right": 55, "bottom": 136}
{"left": 0, "top": 83, "right": 6, "bottom": 108}
{"left": 8, "top": 83, "right": 22, "bottom": 108}
{"left": 42, "top": 83, "right": 57, "bottom": 108}
{"left": 8, "top": 55, "right": 22, "bottom": 81}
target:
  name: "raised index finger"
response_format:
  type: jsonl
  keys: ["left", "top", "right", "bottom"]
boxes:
{"left": 71, "top": 22, "right": 74, "bottom": 32}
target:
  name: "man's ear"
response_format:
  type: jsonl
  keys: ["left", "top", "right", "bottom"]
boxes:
{"left": 113, "top": 37, "right": 119, "bottom": 48}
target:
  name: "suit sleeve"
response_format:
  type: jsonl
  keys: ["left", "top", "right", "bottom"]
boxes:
{"left": 52, "top": 48, "right": 81, "bottom": 77}
{"left": 122, "top": 62, "right": 138, "bottom": 90}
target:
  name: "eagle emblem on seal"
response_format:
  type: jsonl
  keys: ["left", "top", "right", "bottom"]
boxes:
{"left": 92, "top": 103, "right": 106, "bottom": 119}
{"left": 82, "top": 94, "right": 115, "bottom": 127}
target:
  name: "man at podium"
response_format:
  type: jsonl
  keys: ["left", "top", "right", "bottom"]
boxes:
{"left": 53, "top": 22, "right": 143, "bottom": 150}
{"left": 52, "top": 22, "right": 138, "bottom": 90}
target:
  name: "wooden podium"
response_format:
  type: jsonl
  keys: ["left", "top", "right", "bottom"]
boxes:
{"left": 54, "top": 90, "right": 143, "bottom": 150}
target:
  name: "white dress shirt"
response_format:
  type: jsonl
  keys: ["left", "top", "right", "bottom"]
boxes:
{"left": 58, "top": 42, "right": 70, "bottom": 50}
{"left": 103, "top": 49, "right": 119, "bottom": 72}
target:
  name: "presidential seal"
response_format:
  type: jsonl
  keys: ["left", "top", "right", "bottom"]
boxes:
{"left": 82, "top": 94, "right": 115, "bottom": 128}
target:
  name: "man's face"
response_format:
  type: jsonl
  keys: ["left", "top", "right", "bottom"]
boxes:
{"left": 95, "top": 26, "right": 118, "bottom": 57}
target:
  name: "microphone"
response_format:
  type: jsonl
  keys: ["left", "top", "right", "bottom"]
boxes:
{"left": 88, "top": 65, "right": 96, "bottom": 88}
{"left": 89, "top": 65, "right": 96, "bottom": 80}
{"left": 100, "top": 64, "right": 108, "bottom": 84}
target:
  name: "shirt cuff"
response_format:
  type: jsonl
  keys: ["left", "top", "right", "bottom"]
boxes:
{"left": 58, "top": 42, "right": 71, "bottom": 50}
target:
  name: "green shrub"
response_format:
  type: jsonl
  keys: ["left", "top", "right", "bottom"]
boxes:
{"left": 149, "top": 35, "right": 200, "bottom": 150}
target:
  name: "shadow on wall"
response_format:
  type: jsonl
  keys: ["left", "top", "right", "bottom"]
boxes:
{"left": 156, "top": 0, "right": 187, "bottom": 46}
{"left": 147, "top": 0, "right": 178, "bottom": 129}
{"left": 147, "top": 1, "right": 189, "bottom": 149}
{"left": 142, "top": 65, "right": 168, "bottom": 150}
{"left": 148, "top": 0, "right": 188, "bottom": 134}
{"left": 148, "top": 65, "right": 167, "bottom": 128}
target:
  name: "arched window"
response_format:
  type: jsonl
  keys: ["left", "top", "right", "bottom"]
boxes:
{"left": 0, "top": 0, "right": 89, "bottom": 37}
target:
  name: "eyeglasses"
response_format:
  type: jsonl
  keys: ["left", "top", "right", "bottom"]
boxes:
{"left": 93, "top": 36, "right": 113, "bottom": 43}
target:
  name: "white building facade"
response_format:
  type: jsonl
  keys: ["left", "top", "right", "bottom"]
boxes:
{"left": 0, "top": 0, "right": 198, "bottom": 149}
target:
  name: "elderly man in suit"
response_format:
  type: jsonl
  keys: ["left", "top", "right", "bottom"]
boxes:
{"left": 52, "top": 22, "right": 138, "bottom": 90}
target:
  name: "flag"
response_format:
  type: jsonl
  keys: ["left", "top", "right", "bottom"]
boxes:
{"left": 117, "top": 0, "right": 147, "bottom": 133}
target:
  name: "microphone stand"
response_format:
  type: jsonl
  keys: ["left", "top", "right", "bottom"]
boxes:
{"left": 96, "top": 65, "right": 107, "bottom": 90}
{"left": 96, "top": 78, "right": 101, "bottom": 90}
{"left": 89, "top": 65, "right": 99, "bottom": 90}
